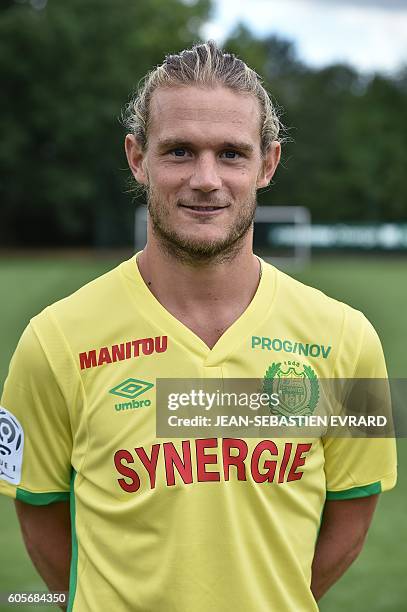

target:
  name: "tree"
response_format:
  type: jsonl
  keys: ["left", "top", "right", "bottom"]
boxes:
{"left": 225, "top": 26, "right": 407, "bottom": 223}
{"left": 0, "top": 0, "right": 211, "bottom": 246}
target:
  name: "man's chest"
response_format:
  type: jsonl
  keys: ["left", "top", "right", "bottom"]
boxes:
{"left": 78, "top": 329, "right": 334, "bottom": 412}
{"left": 74, "top": 333, "right": 333, "bottom": 502}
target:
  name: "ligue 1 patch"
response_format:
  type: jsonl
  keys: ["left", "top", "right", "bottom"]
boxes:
{"left": 0, "top": 406, "right": 24, "bottom": 485}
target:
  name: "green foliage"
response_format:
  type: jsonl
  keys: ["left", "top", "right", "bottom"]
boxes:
{"left": 0, "top": 0, "right": 211, "bottom": 246}
{"left": 1, "top": 6, "right": 407, "bottom": 246}
{"left": 225, "top": 26, "right": 407, "bottom": 222}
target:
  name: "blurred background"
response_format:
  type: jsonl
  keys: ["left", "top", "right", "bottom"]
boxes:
{"left": 0, "top": 0, "right": 406, "bottom": 610}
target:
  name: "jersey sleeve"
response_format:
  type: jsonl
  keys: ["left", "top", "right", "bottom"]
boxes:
{"left": 322, "top": 314, "right": 397, "bottom": 500}
{"left": 0, "top": 322, "right": 72, "bottom": 504}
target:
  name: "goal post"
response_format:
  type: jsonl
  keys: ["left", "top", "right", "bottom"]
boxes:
{"left": 253, "top": 206, "right": 311, "bottom": 269}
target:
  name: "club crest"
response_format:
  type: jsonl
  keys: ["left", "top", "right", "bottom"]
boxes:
{"left": 263, "top": 361, "right": 319, "bottom": 417}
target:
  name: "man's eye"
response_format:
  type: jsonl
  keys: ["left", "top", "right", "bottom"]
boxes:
{"left": 171, "top": 148, "right": 187, "bottom": 157}
{"left": 222, "top": 151, "right": 240, "bottom": 159}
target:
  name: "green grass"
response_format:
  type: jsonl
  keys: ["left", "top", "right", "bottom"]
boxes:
{"left": 0, "top": 255, "right": 405, "bottom": 611}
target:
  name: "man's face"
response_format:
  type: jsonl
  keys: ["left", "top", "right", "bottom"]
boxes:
{"left": 126, "top": 85, "right": 280, "bottom": 262}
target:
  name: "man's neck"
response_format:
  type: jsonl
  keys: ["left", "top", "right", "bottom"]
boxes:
{"left": 136, "top": 242, "right": 261, "bottom": 349}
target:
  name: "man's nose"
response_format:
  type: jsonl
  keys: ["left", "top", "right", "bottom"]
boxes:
{"left": 189, "top": 154, "right": 222, "bottom": 192}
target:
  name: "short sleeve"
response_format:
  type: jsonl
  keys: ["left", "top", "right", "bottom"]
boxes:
{"left": 322, "top": 315, "right": 397, "bottom": 500}
{"left": 0, "top": 323, "right": 72, "bottom": 504}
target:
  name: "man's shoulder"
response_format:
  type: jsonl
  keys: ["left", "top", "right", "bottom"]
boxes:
{"left": 30, "top": 257, "right": 135, "bottom": 337}
{"left": 268, "top": 262, "right": 369, "bottom": 330}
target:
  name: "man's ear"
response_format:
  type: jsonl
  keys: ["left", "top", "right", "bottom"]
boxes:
{"left": 125, "top": 134, "right": 148, "bottom": 185}
{"left": 256, "top": 141, "right": 281, "bottom": 189}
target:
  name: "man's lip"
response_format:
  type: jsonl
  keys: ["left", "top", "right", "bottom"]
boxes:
{"left": 178, "top": 205, "right": 229, "bottom": 217}
{"left": 178, "top": 204, "right": 229, "bottom": 210}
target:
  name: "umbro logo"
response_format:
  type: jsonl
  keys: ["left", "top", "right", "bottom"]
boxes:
{"left": 110, "top": 378, "right": 154, "bottom": 412}
{"left": 109, "top": 378, "right": 154, "bottom": 399}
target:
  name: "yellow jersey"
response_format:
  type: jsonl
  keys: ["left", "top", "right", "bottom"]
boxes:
{"left": 0, "top": 255, "right": 397, "bottom": 611}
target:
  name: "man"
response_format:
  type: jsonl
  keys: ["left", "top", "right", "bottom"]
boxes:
{"left": 0, "top": 41, "right": 396, "bottom": 611}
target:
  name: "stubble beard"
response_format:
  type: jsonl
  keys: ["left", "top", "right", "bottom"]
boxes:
{"left": 146, "top": 187, "right": 257, "bottom": 265}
